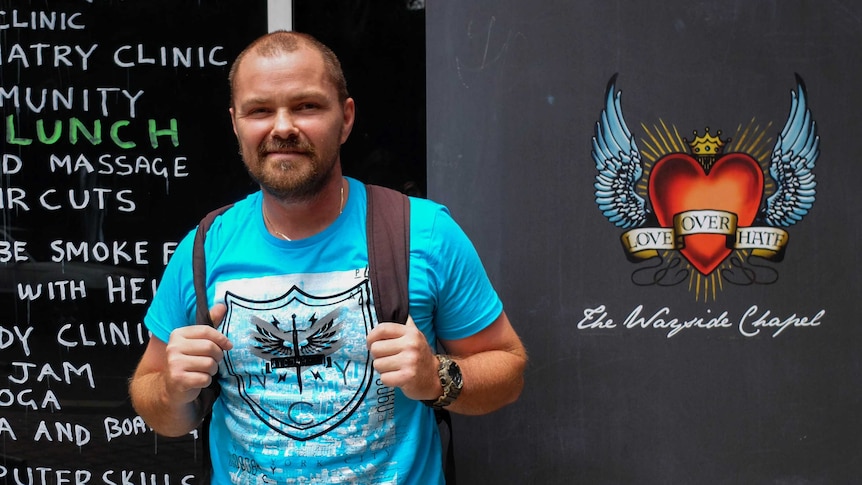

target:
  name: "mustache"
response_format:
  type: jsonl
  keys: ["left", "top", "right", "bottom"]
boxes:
{"left": 258, "top": 138, "right": 316, "bottom": 157}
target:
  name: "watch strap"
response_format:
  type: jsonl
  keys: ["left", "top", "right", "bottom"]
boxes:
{"left": 423, "top": 354, "right": 463, "bottom": 409}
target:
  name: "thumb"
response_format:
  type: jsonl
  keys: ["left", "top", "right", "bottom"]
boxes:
{"left": 209, "top": 303, "right": 227, "bottom": 326}
{"left": 405, "top": 315, "right": 416, "bottom": 327}
{"left": 208, "top": 303, "right": 233, "bottom": 351}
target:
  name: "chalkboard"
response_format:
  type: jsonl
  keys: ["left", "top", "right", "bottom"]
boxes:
{"left": 0, "top": 2, "right": 266, "bottom": 483}
{"left": 427, "top": 2, "right": 862, "bottom": 483}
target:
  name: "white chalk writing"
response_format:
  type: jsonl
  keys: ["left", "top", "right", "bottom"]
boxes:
{"left": 577, "top": 304, "right": 824, "bottom": 339}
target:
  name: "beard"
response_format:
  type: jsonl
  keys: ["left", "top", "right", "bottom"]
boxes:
{"left": 243, "top": 136, "right": 338, "bottom": 202}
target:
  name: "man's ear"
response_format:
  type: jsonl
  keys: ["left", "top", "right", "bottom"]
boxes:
{"left": 340, "top": 97, "right": 356, "bottom": 144}
{"left": 228, "top": 107, "right": 238, "bottom": 136}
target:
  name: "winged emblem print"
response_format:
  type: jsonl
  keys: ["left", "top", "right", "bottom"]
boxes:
{"left": 591, "top": 74, "right": 819, "bottom": 295}
{"left": 221, "top": 282, "right": 375, "bottom": 440}
{"left": 250, "top": 310, "right": 345, "bottom": 393}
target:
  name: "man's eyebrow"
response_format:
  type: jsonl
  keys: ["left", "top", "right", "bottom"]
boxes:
{"left": 289, "top": 89, "right": 330, "bottom": 101}
{"left": 239, "top": 96, "right": 270, "bottom": 106}
{"left": 239, "top": 90, "right": 329, "bottom": 106}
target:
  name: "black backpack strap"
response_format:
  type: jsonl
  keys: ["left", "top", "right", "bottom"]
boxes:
{"left": 191, "top": 203, "right": 232, "bottom": 485}
{"left": 193, "top": 204, "right": 233, "bottom": 326}
{"left": 365, "top": 184, "right": 456, "bottom": 484}
{"left": 437, "top": 407, "right": 456, "bottom": 485}
{"left": 365, "top": 184, "right": 410, "bottom": 325}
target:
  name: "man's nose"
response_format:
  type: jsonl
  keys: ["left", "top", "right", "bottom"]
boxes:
{"left": 272, "top": 109, "right": 299, "bottom": 138}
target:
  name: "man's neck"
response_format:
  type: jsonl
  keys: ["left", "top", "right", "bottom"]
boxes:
{"left": 262, "top": 176, "right": 347, "bottom": 241}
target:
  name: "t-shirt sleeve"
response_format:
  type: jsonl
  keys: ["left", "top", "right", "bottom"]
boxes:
{"left": 143, "top": 229, "right": 198, "bottom": 343}
{"left": 421, "top": 203, "right": 503, "bottom": 341}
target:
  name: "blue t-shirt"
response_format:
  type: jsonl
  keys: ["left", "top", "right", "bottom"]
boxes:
{"left": 145, "top": 177, "right": 503, "bottom": 485}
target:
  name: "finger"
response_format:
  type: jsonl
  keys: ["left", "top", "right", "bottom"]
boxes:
{"left": 371, "top": 353, "right": 417, "bottom": 375}
{"left": 164, "top": 345, "right": 220, "bottom": 383}
{"left": 187, "top": 354, "right": 222, "bottom": 377}
{"left": 167, "top": 358, "right": 219, "bottom": 394}
{"left": 368, "top": 337, "right": 396, "bottom": 360}
{"left": 187, "top": 337, "right": 230, "bottom": 362}
{"left": 374, "top": 365, "right": 417, "bottom": 388}
{"left": 179, "top": 325, "right": 233, "bottom": 351}
{"left": 367, "top": 321, "right": 408, "bottom": 346}
{"left": 169, "top": 352, "right": 221, "bottom": 377}
{"left": 369, "top": 334, "right": 428, "bottom": 365}
{"left": 171, "top": 325, "right": 233, "bottom": 354}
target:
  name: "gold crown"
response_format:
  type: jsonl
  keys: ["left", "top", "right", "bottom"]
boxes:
{"left": 686, "top": 127, "right": 726, "bottom": 155}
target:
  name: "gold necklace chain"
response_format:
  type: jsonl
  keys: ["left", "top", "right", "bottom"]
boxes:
{"left": 263, "top": 182, "right": 344, "bottom": 241}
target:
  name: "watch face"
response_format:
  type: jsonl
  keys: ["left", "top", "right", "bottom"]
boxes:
{"left": 447, "top": 361, "right": 463, "bottom": 388}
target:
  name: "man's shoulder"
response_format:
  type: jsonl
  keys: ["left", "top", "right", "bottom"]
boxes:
{"left": 406, "top": 196, "right": 472, "bottom": 254}
{"left": 193, "top": 191, "right": 261, "bottom": 251}
{"left": 203, "top": 191, "right": 260, "bottom": 225}
{"left": 407, "top": 195, "right": 449, "bottom": 220}
{"left": 359, "top": 182, "right": 450, "bottom": 228}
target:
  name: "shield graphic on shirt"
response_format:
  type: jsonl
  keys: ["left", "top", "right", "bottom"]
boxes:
{"left": 221, "top": 279, "right": 376, "bottom": 441}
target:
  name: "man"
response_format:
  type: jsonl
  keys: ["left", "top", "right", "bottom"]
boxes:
{"left": 129, "top": 30, "right": 526, "bottom": 484}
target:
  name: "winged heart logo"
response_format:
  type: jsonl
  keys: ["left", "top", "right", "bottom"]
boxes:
{"left": 591, "top": 74, "right": 820, "bottom": 300}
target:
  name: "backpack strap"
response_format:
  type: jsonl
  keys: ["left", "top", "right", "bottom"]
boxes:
{"left": 191, "top": 203, "right": 232, "bottom": 485}
{"left": 193, "top": 203, "right": 234, "bottom": 327}
{"left": 365, "top": 184, "right": 410, "bottom": 325}
{"left": 366, "top": 184, "right": 456, "bottom": 484}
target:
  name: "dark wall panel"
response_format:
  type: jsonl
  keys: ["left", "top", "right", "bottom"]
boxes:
{"left": 427, "top": 2, "right": 862, "bottom": 483}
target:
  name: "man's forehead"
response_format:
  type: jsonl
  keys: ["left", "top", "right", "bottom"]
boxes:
{"left": 243, "top": 44, "right": 323, "bottom": 70}
{"left": 233, "top": 50, "right": 337, "bottom": 101}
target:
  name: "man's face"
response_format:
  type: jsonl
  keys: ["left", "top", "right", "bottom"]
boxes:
{"left": 229, "top": 46, "right": 355, "bottom": 201}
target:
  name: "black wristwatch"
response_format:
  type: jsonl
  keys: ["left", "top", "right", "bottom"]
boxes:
{"left": 423, "top": 354, "right": 463, "bottom": 409}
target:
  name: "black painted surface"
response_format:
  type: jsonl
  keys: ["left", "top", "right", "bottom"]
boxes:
{"left": 427, "top": 2, "right": 862, "bottom": 483}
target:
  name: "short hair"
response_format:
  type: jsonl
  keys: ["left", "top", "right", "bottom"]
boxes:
{"left": 228, "top": 30, "right": 350, "bottom": 106}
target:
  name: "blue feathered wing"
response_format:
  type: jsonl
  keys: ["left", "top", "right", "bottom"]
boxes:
{"left": 764, "top": 77, "right": 820, "bottom": 227}
{"left": 591, "top": 75, "right": 648, "bottom": 229}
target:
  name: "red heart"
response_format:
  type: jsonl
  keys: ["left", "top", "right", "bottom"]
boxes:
{"left": 648, "top": 154, "right": 764, "bottom": 275}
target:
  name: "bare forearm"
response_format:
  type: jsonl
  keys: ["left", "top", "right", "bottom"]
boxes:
{"left": 129, "top": 372, "right": 204, "bottom": 437}
{"left": 445, "top": 348, "right": 527, "bottom": 416}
